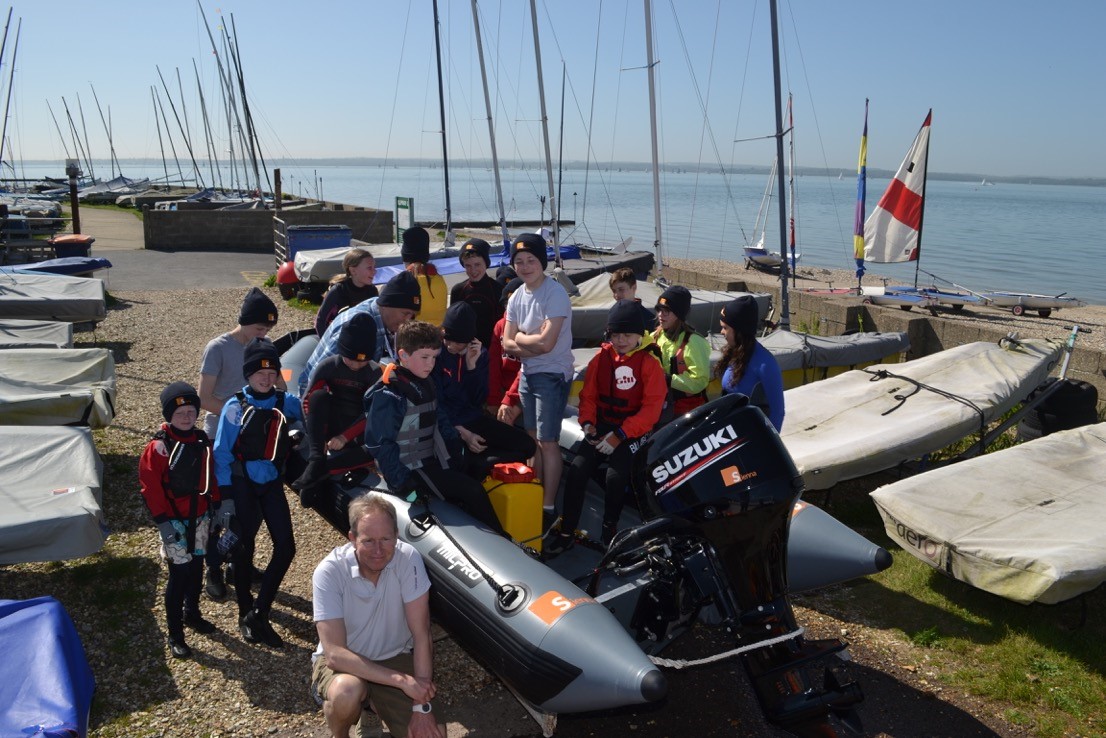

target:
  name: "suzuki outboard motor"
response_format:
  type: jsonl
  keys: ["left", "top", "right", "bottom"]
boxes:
{"left": 631, "top": 394, "right": 863, "bottom": 737}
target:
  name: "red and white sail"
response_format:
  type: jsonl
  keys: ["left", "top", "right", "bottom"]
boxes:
{"left": 863, "top": 110, "right": 932, "bottom": 264}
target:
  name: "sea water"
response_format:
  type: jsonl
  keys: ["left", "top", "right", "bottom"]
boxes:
{"left": 11, "top": 161, "right": 1105, "bottom": 303}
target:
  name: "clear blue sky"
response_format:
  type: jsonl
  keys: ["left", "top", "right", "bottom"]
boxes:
{"left": 3, "top": 0, "right": 1103, "bottom": 179}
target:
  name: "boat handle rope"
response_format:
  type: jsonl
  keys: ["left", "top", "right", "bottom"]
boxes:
{"left": 648, "top": 626, "right": 805, "bottom": 669}
{"left": 411, "top": 469, "right": 516, "bottom": 605}
{"left": 862, "top": 367, "right": 986, "bottom": 454}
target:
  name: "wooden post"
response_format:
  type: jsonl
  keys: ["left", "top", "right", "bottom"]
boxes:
{"left": 273, "top": 168, "right": 282, "bottom": 213}
{"left": 65, "top": 159, "right": 81, "bottom": 235}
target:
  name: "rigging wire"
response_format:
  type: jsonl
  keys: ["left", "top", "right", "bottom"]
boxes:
{"left": 781, "top": 0, "right": 854, "bottom": 272}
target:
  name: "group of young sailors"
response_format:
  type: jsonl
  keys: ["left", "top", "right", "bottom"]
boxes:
{"left": 137, "top": 226, "right": 785, "bottom": 668}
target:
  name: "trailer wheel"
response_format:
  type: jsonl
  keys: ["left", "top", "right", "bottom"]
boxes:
{"left": 952, "top": 303, "right": 964, "bottom": 312}
{"left": 862, "top": 298, "right": 874, "bottom": 305}
{"left": 899, "top": 305, "right": 913, "bottom": 312}
{"left": 278, "top": 282, "right": 298, "bottom": 300}
{"left": 1037, "top": 309, "right": 1052, "bottom": 318}
{"left": 1011, "top": 304, "right": 1025, "bottom": 317}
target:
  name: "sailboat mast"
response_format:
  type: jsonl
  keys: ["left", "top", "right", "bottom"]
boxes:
{"left": 769, "top": 0, "right": 790, "bottom": 330}
{"left": 470, "top": 0, "right": 510, "bottom": 250}
{"left": 0, "top": 13, "right": 18, "bottom": 175}
{"left": 787, "top": 94, "right": 797, "bottom": 290}
{"left": 528, "top": 0, "right": 560, "bottom": 263}
{"left": 151, "top": 87, "right": 171, "bottom": 185}
{"left": 913, "top": 109, "right": 933, "bottom": 289}
{"left": 431, "top": 0, "right": 452, "bottom": 240}
{"left": 643, "top": 0, "right": 664, "bottom": 282}
{"left": 89, "top": 85, "right": 121, "bottom": 179}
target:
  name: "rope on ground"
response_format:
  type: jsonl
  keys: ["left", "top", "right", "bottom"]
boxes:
{"left": 648, "top": 626, "right": 805, "bottom": 669}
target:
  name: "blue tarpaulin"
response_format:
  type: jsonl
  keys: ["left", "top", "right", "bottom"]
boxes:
{"left": 0, "top": 597, "right": 95, "bottom": 737}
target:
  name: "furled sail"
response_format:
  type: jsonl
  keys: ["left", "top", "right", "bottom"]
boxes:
{"left": 863, "top": 110, "right": 931, "bottom": 264}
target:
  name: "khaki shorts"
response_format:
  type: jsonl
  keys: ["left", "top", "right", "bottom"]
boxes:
{"left": 311, "top": 652, "right": 446, "bottom": 738}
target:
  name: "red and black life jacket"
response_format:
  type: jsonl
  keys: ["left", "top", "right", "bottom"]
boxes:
{"left": 667, "top": 330, "right": 707, "bottom": 415}
{"left": 154, "top": 428, "right": 215, "bottom": 500}
{"left": 594, "top": 343, "right": 662, "bottom": 426}
{"left": 234, "top": 391, "right": 291, "bottom": 463}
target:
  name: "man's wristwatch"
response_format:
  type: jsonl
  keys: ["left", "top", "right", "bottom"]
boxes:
{"left": 412, "top": 702, "right": 432, "bottom": 714}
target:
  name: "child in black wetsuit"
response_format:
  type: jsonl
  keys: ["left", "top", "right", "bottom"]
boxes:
{"left": 294, "top": 313, "right": 383, "bottom": 503}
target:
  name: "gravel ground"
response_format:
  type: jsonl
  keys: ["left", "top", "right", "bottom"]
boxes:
{"left": 1, "top": 280, "right": 1092, "bottom": 738}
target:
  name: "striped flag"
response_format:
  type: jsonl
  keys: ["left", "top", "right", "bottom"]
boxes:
{"left": 853, "top": 99, "right": 869, "bottom": 279}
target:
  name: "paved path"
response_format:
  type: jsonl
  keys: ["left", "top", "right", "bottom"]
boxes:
{"left": 77, "top": 207, "right": 276, "bottom": 291}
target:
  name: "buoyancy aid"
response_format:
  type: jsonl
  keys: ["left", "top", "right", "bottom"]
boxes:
{"left": 667, "top": 330, "right": 707, "bottom": 414}
{"left": 594, "top": 343, "right": 662, "bottom": 425}
{"left": 234, "top": 390, "right": 291, "bottom": 463}
{"left": 381, "top": 364, "right": 446, "bottom": 471}
{"left": 155, "top": 428, "right": 215, "bottom": 500}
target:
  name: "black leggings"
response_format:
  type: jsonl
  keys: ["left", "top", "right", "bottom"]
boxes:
{"left": 461, "top": 414, "right": 537, "bottom": 480}
{"left": 412, "top": 464, "right": 507, "bottom": 537}
{"left": 561, "top": 436, "right": 636, "bottom": 532}
{"left": 165, "top": 556, "right": 204, "bottom": 637}
{"left": 230, "top": 477, "right": 296, "bottom": 617}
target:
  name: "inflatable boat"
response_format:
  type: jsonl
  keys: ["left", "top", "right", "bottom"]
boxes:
{"left": 310, "top": 395, "right": 867, "bottom": 736}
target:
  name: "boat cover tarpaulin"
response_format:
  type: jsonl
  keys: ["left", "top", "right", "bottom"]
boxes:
{"left": 759, "top": 329, "right": 909, "bottom": 373}
{"left": 0, "top": 319, "right": 73, "bottom": 348}
{"left": 569, "top": 273, "right": 771, "bottom": 344}
{"left": 294, "top": 242, "right": 458, "bottom": 283}
{"left": 0, "top": 596, "right": 95, "bottom": 738}
{"left": 0, "top": 426, "right": 105, "bottom": 565}
{"left": 373, "top": 245, "right": 583, "bottom": 285}
{"left": 870, "top": 423, "right": 1106, "bottom": 604}
{"left": 781, "top": 338, "right": 1062, "bottom": 490}
{"left": 0, "top": 347, "right": 117, "bottom": 427}
{"left": 0, "top": 269, "right": 107, "bottom": 323}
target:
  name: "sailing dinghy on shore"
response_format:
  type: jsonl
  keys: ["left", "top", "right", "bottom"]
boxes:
{"left": 871, "top": 422, "right": 1106, "bottom": 604}
{"left": 780, "top": 337, "right": 1062, "bottom": 491}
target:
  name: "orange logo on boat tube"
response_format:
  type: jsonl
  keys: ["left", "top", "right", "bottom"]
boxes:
{"left": 528, "top": 591, "right": 594, "bottom": 626}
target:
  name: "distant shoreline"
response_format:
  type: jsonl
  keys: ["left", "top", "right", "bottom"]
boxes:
{"left": 8, "top": 158, "right": 1104, "bottom": 189}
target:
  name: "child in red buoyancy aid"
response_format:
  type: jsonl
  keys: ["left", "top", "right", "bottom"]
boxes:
{"left": 139, "top": 382, "right": 227, "bottom": 659}
{"left": 544, "top": 301, "right": 667, "bottom": 556}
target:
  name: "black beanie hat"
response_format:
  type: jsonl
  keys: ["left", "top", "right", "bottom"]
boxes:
{"left": 160, "top": 381, "right": 200, "bottom": 422}
{"left": 495, "top": 264, "right": 517, "bottom": 287}
{"left": 459, "top": 238, "right": 491, "bottom": 268}
{"left": 337, "top": 312, "right": 377, "bottom": 361}
{"left": 377, "top": 271, "right": 422, "bottom": 312}
{"left": 239, "top": 287, "right": 278, "bottom": 326}
{"left": 400, "top": 227, "right": 430, "bottom": 264}
{"left": 500, "top": 276, "right": 525, "bottom": 308}
{"left": 242, "top": 338, "right": 281, "bottom": 379}
{"left": 721, "top": 295, "right": 760, "bottom": 339}
{"left": 607, "top": 299, "right": 646, "bottom": 336}
{"left": 442, "top": 301, "right": 478, "bottom": 344}
{"left": 655, "top": 285, "right": 692, "bottom": 322}
{"left": 510, "top": 232, "right": 548, "bottom": 271}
